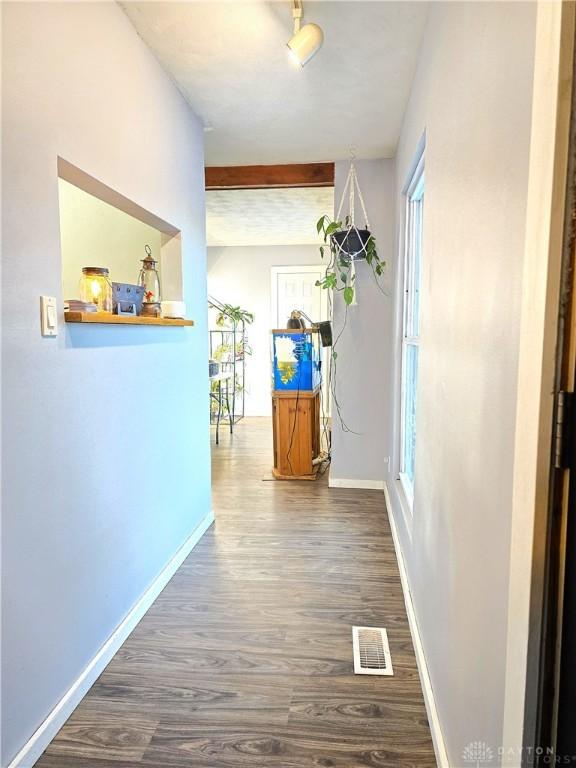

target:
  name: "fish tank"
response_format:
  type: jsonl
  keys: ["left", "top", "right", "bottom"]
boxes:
{"left": 271, "top": 329, "right": 321, "bottom": 392}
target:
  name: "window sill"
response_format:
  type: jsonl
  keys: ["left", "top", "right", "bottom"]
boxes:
{"left": 397, "top": 473, "right": 414, "bottom": 514}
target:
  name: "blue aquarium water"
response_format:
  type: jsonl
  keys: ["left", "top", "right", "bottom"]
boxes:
{"left": 271, "top": 330, "right": 321, "bottom": 392}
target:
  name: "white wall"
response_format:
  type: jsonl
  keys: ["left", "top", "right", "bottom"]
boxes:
{"left": 1, "top": 4, "right": 210, "bottom": 765}
{"left": 386, "top": 3, "right": 537, "bottom": 764}
{"left": 208, "top": 244, "right": 321, "bottom": 415}
{"left": 329, "top": 159, "right": 395, "bottom": 486}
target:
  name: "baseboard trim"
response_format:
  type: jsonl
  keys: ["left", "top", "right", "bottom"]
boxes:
{"left": 328, "top": 477, "right": 384, "bottom": 490}
{"left": 7, "top": 509, "right": 215, "bottom": 768}
{"left": 383, "top": 483, "right": 449, "bottom": 768}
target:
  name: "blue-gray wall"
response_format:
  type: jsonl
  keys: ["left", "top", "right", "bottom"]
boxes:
{"left": 1, "top": 4, "right": 211, "bottom": 764}
{"left": 329, "top": 159, "right": 395, "bottom": 485}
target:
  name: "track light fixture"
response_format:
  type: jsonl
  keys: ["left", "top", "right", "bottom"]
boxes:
{"left": 287, "top": 0, "right": 324, "bottom": 67}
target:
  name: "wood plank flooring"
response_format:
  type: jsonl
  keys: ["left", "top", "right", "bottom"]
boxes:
{"left": 36, "top": 418, "right": 435, "bottom": 767}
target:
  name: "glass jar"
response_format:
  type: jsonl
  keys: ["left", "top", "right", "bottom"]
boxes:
{"left": 79, "top": 267, "right": 113, "bottom": 312}
{"left": 138, "top": 245, "right": 161, "bottom": 305}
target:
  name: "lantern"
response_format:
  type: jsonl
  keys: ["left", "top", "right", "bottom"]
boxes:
{"left": 138, "top": 244, "right": 161, "bottom": 317}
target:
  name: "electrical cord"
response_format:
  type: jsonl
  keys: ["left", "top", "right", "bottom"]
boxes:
{"left": 319, "top": 352, "right": 331, "bottom": 460}
{"left": 317, "top": 367, "right": 331, "bottom": 478}
{"left": 286, "top": 361, "right": 302, "bottom": 477}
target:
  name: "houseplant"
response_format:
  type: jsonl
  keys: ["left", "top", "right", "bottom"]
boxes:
{"left": 316, "top": 214, "right": 383, "bottom": 306}
{"left": 215, "top": 304, "right": 254, "bottom": 328}
{"left": 210, "top": 302, "right": 254, "bottom": 423}
{"left": 314, "top": 162, "right": 386, "bottom": 432}
{"left": 315, "top": 162, "right": 385, "bottom": 306}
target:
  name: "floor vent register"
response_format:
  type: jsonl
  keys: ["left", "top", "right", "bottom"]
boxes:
{"left": 352, "top": 626, "right": 394, "bottom": 676}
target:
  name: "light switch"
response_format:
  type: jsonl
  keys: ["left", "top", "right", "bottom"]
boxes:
{"left": 40, "top": 296, "right": 58, "bottom": 337}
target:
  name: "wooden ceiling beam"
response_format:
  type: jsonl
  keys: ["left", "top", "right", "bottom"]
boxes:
{"left": 205, "top": 163, "right": 334, "bottom": 190}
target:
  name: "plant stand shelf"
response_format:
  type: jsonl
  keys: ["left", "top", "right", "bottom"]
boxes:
{"left": 64, "top": 312, "right": 194, "bottom": 327}
{"left": 208, "top": 313, "right": 247, "bottom": 425}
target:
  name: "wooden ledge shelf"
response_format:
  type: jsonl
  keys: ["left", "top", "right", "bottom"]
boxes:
{"left": 64, "top": 312, "right": 194, "bottom": 327}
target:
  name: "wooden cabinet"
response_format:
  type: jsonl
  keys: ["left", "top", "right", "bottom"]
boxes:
{"left": 272, "top": 387, "right": 320, "bottom": 480}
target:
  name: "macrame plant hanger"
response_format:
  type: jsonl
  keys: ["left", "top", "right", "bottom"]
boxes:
{"left": 335, "top": 162, "right": 371, "bottom": 245}
{"left": 334, "top": 158, "right": 371, "bottom": 306}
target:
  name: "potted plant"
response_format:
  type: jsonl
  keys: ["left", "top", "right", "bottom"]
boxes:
{"left": 316, "top": 214, "right": 384, "bottom": 306}
{"left": 315, "top": 162, "right": 385, "bottom": 306}
{"left": 209, "top": 302, "right": 254, "bottom": 426}
{"left": 215, "top": 304, "right": 254, "bottom": 328}
{"left": 314, "top": 162, "right": 386, "bottom": 432}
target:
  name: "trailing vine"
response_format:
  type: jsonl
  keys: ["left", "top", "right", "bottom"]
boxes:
{"left": 315, "top": 214, "right": 386, "bottom": 433}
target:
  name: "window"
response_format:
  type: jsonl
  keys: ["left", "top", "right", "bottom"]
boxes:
{"left": 399, "top": 152, "right": 424, "bottom": 505}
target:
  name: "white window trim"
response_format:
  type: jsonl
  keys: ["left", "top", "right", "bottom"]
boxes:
{"left": 398, "top": 149, "right": 425, "bottom": 510}
{"left": 398, "top": 472, "right": 415, "bottom": 509}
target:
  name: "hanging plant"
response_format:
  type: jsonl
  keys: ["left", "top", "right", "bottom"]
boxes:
{"left": 315, "top": 162, "right": 385, "bottom": 306}
{"left": 314, "top": 162, "right": 386, "bottom": 433}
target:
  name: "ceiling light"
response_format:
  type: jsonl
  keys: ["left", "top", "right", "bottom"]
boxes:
{"left": 287, "top": 1, "right": 324, "bottom": 67}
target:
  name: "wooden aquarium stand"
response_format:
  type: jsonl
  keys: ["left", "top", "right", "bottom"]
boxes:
{"left": 272, "top": 387, "right": 321, "bottom": 480}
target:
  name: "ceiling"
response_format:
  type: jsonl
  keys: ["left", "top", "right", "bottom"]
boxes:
{"left": 120, "top": 1, "right": 428, "bottom": 165}
{"left": 206, "top": 186, "right": 334, "bottom": 246}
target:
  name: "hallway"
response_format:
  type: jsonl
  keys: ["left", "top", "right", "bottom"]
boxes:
{"left": 3, "top": 2, "right": 571, "bottom": 764}
{"left": 36, "top": 418, "right": 435, "bottom": 767}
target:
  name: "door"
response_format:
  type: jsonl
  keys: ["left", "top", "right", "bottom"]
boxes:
{"left": 271, "top": 265, "right": 331, "bottom": 421}
{"left": 533, "top": 16, "right": 576, "bottom": 755}
{"left": 271, "top": 265, "right": 328, "bottom": 329}
{"left": 552, "top": 195, "right": 576, "bottom": 761}
{"left": 556, "top": 395, "right": 576, "bottom": 758}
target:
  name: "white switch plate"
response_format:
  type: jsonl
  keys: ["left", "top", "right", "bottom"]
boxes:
{"left": 40, "top": 296, "right": 58, "bottom": 337}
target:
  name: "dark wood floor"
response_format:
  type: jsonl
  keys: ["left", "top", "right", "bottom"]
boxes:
{"left": 37, "top": 418, "right": 435, "bottom": 767}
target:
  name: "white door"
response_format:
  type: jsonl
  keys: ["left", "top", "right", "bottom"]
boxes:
{"left": 271, "top": 265, "right": 331, "bottom": 420}
{"left": 271, "top": 265, "right": 328, "bottom": 328}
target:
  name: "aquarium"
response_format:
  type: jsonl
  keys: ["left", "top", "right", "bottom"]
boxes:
{"left": 271, "top": 329, "right": 321, "bottom": 392}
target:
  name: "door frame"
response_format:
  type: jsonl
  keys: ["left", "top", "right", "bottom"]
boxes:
{"left": 270, "top": 264, "right": 331, "bottom": 422}
{"left": 502, "top": 2, "right": 575, "bottom": 762}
